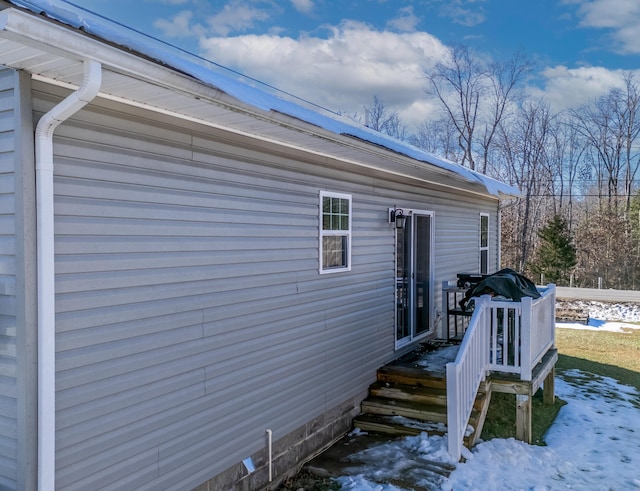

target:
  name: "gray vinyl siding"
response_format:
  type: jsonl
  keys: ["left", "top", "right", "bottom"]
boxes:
{"left": 32, "top": 81, "right": 500, "bottom": 490}
{"left": 0, "top": 66, "right": 17, "bottom": 491}
{"left": 0, "top": 67, "right": 36, "bottom": 491}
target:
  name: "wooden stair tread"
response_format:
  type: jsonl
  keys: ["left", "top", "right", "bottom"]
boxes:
{"left": 370, "top": 381, "right": 447, "bottom": 406}
{"left": 361, "top": 397, "right": 448, "bottom": 423}
{"left": 377, "top": 365, "right": 447, "bottom": 389}
{"left": 353, "top": 413, "right": 447, "bottom": 437}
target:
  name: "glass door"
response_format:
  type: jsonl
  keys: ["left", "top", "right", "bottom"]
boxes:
{"left": 396, "top": 218, "right": 411, "bottom": 343}
{"left": 396, "top": 211, "right": 434, "bottom": 347}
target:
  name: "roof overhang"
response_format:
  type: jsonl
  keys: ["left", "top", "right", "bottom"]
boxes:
{"left": 0, "top": 5, "right": 520, "bottom": 199}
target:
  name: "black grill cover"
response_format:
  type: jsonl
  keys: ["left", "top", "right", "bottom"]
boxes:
{"left": 461, "top": 268, "right": 540, "bottom": 310}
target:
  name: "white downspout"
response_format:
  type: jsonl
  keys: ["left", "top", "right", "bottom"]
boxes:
{"left": 35, "top": 59, "right": 101, "bottom": 491}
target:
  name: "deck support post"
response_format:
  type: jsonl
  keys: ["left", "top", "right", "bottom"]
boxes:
{"left": 543, "top": 367, "right": 555, "bottom": 405}
{"left": 515, "top": 393, "right": 532, "bottom": 444}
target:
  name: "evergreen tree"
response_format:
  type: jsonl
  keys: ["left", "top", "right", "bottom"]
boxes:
{"left": 530, "top": 215, "right": 577, "bottom": 286}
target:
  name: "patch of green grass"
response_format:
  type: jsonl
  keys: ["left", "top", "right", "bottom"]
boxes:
{"left": 481, "top": 390, "right": 566, "bottom": 445}
{"left": 555, "top": 328, "right": 640, "bottom": 392}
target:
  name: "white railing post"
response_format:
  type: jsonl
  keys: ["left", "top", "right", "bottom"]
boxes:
{"left": 549, "top": 284, "right": 556, "bottom": 348}
{"left": 520, "top": 296, "right": 533, "bottom": 381}
{"left": 446, "top": 362, "right": 460, "bottom": 459}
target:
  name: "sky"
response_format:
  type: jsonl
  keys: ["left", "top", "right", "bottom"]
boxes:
{"left": 332, "top": 301, "right": 640, "bottom": 490}
{"left": 68, "top": 0, "right": 640, "bottom": 131}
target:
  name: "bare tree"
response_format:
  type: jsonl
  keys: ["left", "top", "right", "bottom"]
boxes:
{"left": 554, "top": 117, "right": 588, "bottom": 229}
{"left": 480, "top": 51, "right": 531, "bottom": 174}
{"left": 410, "top": 117, "right": 461, "bottom": 161}
{"left": 619, "top": 73, "right": 640, "bottom": 213}
{"left": 573, "top": 209, "right": 636, "bottom": 288}
{"left": 424, "top": 44, "right": 530, "bottom": 172}
{"left": 568, "top": 78, "right": 640, "bottom": 213}
{"left": 364, "top": 95, "right": 409, "bottom": 141}
{"left": 495, "top": 100, "right": 557, "bottom": 271}
{"left": 425, "top": 45, "right": 482, "bottom": 169}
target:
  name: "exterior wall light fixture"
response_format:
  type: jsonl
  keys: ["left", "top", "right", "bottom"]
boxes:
{"left": 389, "top": 207, "right": 407, "bottom": 229}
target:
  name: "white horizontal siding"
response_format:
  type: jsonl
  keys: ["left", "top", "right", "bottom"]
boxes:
{"left": 0, "top": 67, "right": 17, "bottom": 490}
{"left": 32, "top": 82, "right": 500, "bottom": 490}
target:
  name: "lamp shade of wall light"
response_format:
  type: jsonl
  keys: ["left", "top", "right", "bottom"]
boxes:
{"left": 389, "top": 208, "right": 407, "bottom": 229}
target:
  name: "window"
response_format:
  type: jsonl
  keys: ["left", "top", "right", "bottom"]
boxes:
{"left": 320, "top": 191, "right": 351, "bottom": 273}
{"left": 480, "top": 213, "right": 489, "bottom": 274}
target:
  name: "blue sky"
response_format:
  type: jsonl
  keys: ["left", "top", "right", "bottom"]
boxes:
{"left": 72, "top": 0, "right": 640, "bottom": 129}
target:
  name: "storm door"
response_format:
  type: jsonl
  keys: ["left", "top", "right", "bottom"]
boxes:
{"left": 395, "top": 211, "right": 434, "bottom": 348}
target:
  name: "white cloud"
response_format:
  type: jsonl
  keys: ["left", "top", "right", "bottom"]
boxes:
{"left": 290, "top": 0, "right": 314, "bottom": 15}
{"left": 153, "top": 1, "right": 277, "bottom": 38}
{"left": 438, "top": 0, "right": 487, "bottom": 27}
{"left": 206, "top": 0, "right": 272, "bottom": 36}
{"left": 572, "top": 0, "right": 639, "bottom": 28}
{"left": 153, "top": 10, "right": 198, "bottom": 38}
{"left": 528, "top": 65, "right": 631, "bottom": 111}
{"left": 570, "top": 0, "right": 640, "bottom": 54}
{"left": 387, "top": 6, "right": 420, "bottom": 32}
{"left": 198, "top": 21, "right": 449, "bottom": 128}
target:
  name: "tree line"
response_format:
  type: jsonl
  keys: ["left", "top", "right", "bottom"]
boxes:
{"left": 365, "top": 44, "right": 640, "bottom": 290}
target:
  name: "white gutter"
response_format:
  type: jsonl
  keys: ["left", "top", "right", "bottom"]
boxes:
{"left": 35, "top": 59, "right": 101, "bottom": 491}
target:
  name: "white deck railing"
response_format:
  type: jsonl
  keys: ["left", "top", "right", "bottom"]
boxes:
{"left": 446, "top": 284, "right": 556, "bottom": 460}
{"left": 446, "top": 295, "right": 491, "bottom": 461}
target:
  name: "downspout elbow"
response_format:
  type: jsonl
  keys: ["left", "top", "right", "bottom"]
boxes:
{"left": 35, "top": 59, "right": 102, "bottom": 167}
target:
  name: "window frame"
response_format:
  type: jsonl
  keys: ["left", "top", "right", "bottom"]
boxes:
{"left": 480, "top": 213, "right": 489, "bottom": 275}
{"left": 319, "top": 191, "right": 352, "bottom": 274}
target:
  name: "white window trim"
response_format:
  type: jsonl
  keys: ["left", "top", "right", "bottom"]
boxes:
{"left": 480, "top": 212, "right": 489, "bottom": 274}
{"left": 319, "top": 191, "right": 352, "bottom": 274}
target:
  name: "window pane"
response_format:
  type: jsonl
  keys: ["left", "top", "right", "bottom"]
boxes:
{"left": 323, "top": 235, "right": 347, "bottom": 268}
{"left": 480, "top": 250, "right": 488, "bottom": 275}
{"left": 323, "top": 197, "right": 331, "bottom": 213}
{"left": 341, "top": 215, "right": 349, "bottom": 230}
{"left": 480, "top": 216, "right": 489, "bottom": 247}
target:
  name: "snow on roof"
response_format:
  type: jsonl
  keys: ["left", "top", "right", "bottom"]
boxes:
{"left": 7, "top": 0, "right": 519, "bottom": 198}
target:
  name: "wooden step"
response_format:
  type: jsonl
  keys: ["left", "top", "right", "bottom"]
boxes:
{"left": 369, "top": 381, "right": 447, "bottom": 407}
{"left": 353, "top": 413, "right": 447, "bottom": 437}
{"left": 376, "top": 365, "right": 447, "bottom": 389}
{"left": 361, "top": 397, "right": 448, "bottom": 423}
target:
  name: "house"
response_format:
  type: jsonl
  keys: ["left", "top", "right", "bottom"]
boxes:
{"left": 0, "top": 0, "right": 520, "bottom": 489}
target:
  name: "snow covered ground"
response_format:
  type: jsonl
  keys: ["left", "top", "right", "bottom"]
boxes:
{"left": 334, "top": 302, "right": 640, "bottom": 490}
{"left": 557, "top": 300, "right": 640, "bottom": 332}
